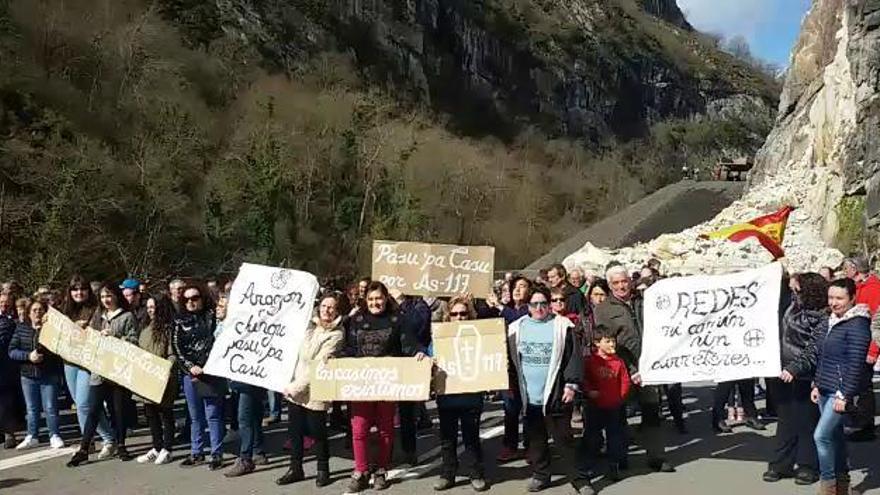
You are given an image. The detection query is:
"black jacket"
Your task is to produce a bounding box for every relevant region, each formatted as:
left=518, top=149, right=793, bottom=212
left=8, top=322, right=62, bottom=380
left=173, top=310, right=217, bottom=373
left=344, top=309, right=424, bottom=358
left=561, top=283, right=587, bottom=319
left=780, top=300, right=827, bottom=379
left=0, top=313, right=20, bottom=389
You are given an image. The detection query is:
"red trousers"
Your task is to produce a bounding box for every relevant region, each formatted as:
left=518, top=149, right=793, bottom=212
left=350, top=401, right=396, bottom=473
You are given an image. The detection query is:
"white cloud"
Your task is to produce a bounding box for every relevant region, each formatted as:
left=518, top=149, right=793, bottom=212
left=677, top=0, right=774, bottom=42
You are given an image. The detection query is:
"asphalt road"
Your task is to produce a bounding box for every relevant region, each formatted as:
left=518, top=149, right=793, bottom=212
left=2, top=384, right=879, bottom=495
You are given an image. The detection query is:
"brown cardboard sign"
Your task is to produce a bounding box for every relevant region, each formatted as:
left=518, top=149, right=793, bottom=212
left=40, top=307, right=173, bottom=403
left=432, top=318, right=509, bottom=395
left=371, top=240, right=495, bottom=297
left=310, top=357, right=432, bottom=401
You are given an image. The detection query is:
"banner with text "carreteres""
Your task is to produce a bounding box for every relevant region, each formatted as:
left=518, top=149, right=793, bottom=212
left=639, top=262, right=782, bottom=385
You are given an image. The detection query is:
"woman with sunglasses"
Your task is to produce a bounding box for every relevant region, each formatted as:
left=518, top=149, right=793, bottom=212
left=68, top=282, right=139, bottom=466
left=173, top=284, right=226, bottom=471
left=432, top=296, right=489, bottom=492
left=59, top=275, right=117, bottom=456
left=508, top=287, right=585, bottom=493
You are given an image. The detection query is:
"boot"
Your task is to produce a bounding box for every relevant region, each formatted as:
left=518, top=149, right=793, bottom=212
left=817, top=480, right=836, bottom=495
left=836, top=474, right=854, bottom=495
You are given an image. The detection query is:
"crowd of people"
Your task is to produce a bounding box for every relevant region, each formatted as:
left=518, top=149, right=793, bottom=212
left=0, top=255, right=878, bottom=495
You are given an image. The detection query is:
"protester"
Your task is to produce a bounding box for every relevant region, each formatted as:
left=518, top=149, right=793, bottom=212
left=568, top=268, right=587, bottom=295
left=15, top=297, right=28, bottom=324
left=586, top=279, right=609, bottom=308
left=136, top=294, right=178, bottom=466
left=343, top=281, right=427, bottom=492
left=594, top=264, right=674, bottom=473
left=168, top=278, right=185, bottom=314
left=121, top=278, right=148, bottom=330
left=843, top=256, right=880, bottom=441
left=8, top=299, right=64, bottom=450
left=0, top=290, right=25, bottom=449
left=486, top=275, right=533, bottom=462
left=546, top=264, right=586, bottom=317
left=395, top=291, right=435, bottom=460
left=276, top=293, right=346, bottom=487
left=173, top=284, right=226, bottom=470
left=225, top=369, right=269, bottom=476
left=712, top=380, right=764, bottom=433
left=549, top=287, right=580, bottom=326
left=68, top=282, right=139, bottom=466
left=762, top=273, right=827, bottom=485
left=59, top=275, right=116, bottom=455
left=508, top=287, right=585, bottom=493
left=577, top=324, right=632, bottom=494
left=819, top=267, right=834, bottom=282
left=432, top=296, right=489, bottom=492
left=812, top=278, right=871, bottom=495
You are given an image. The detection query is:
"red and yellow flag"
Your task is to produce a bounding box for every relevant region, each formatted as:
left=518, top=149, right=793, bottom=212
left=700, top=206, right=794, bottom=259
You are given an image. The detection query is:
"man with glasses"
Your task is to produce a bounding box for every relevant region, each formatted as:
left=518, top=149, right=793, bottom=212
left=594, top=264, right=674, bottom=474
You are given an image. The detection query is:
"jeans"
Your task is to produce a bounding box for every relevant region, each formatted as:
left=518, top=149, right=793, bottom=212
left=501, top=390, right=522, bottom=450
left=525, top=405, right=582, bottom=486
left=438, top=405, right=484, bottom=479
left=814, top=393, right=848, bottom=481
left=578, top=404, right=626, bottom=477
left=237, top=388, right=265, bottom=460
left=80, top=382, right=130, bottom=449
left=64, top=364, right=113, bottom=443
left=350, top=401, right=395, bottom=473
left=266, top=391, right=282, bottom=420
left=182, top=376, right=225, bottom=457
left=766, top=379, right=818, bottom=474
left=289, top=403, right=330, bottom=472
left=145, top=402, right=175, bottom=452
left=20, top=375, right=61, bottom=438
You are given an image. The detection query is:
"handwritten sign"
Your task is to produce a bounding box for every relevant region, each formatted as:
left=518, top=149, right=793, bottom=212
left=310, top=357, right=432, bottom=401
left=204, top=263, right=318, bottom=393
left=639, top=262, right=782, bottom=385
left=432, top=319, right=509, bottom=394
left=372, top=240, right=495, bottom=297
left=40, top=308, right=173, bottom=403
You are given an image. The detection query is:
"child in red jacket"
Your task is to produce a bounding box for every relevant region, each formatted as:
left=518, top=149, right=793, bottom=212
left=577, top=324, right=631, bottom=488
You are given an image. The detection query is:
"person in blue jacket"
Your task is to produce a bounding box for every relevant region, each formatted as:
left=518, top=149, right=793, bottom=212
left=811, top=278, right=871, bottom=495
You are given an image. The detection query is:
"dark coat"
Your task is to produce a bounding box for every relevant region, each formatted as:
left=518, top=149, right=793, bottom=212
left=780, top=299, right=828, bottom=379
left=8, top=322, right=63, bottom=380
left=814, top=306, right=872, bottom=399
left=593, top=295, right=644, bottom=376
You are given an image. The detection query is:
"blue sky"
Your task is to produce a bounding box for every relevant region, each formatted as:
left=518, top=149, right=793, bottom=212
left=677, top=0, right=812, bottom=66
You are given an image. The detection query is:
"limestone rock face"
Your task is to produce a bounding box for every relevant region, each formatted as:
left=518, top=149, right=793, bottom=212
left=563, top=0, right=880, bottom=276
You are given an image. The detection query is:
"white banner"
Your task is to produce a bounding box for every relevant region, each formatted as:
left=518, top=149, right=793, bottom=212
left=639, top=262, right=782, bottom=385
left=205, top=263, right=319, bottom=393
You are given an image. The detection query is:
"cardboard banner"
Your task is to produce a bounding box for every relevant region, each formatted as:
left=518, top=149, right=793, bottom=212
left=432, top=318, right=509, bottom=394
left=40, top=308, right=172, bottom=403
left=205, top=263, right=319, bottom=393
left=371, top=240, right=495, bottom=297
left=639, top=262, right=782, bottom=385
left=310, top=357, right=432, bottom=401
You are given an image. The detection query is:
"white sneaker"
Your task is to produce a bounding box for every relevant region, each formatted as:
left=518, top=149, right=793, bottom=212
left=49, top=435, right=65, bottom=449
left=16, top=435, right=38, bottom=450
left=154, top=449, right=172, bottom=465
left=137, top=448, right=159, bottom=464
left=97, top=443, right=117, bottom=460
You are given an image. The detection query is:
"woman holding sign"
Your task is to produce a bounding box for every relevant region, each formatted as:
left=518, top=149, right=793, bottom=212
left=811, top=279, right=871, bottom=495
left=172, top=284, right=227, bottom=471
left=343, top=281, right=427, bottom=493
left=432, top=296, right=489, bottom=492
left=276, top=292, right=346, bottom=487
left=68, top=282, right=139, bottom=467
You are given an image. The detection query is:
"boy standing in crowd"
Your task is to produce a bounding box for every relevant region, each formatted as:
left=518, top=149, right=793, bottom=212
left=577, top=325, right=632, bottom=494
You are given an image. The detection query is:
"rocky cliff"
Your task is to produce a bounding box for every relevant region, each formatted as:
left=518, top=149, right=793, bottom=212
left=215, top=0, right=775, bottom=142
left=562, top=0, right=880, bottom=275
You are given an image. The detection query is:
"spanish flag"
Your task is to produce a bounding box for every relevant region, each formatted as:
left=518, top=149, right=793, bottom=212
left=700, top=206, right=794, bottom=259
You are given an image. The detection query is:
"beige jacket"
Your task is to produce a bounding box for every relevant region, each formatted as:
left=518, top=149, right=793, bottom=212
left=287, top=316, right=345, bottom=411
